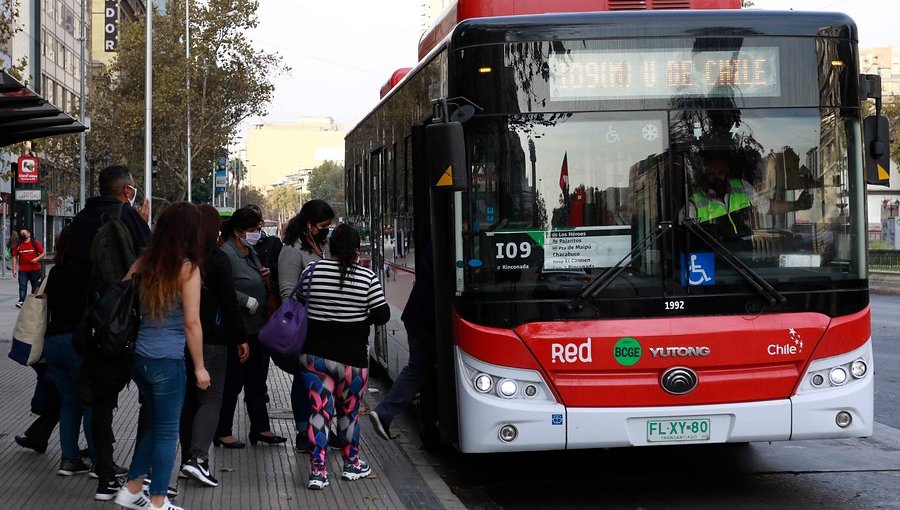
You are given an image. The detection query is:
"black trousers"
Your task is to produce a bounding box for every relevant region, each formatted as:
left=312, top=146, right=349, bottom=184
left=216, top=335, right=271, bottom=437
left=23, top=364, right=61, bottom=446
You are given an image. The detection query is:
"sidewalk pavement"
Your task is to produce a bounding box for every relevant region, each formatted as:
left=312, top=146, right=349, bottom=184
left=0, top=274, right=464, bottom=510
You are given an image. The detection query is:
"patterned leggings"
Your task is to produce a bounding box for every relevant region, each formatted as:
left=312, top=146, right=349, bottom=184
left=298, top=354, right=368, bottom=472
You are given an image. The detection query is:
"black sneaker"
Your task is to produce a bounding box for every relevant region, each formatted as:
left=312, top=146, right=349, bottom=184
left=181, top=457, right=219, bottom=487
left=307, top=471, right=329, bottom=490
left=143, top=478, right=179, bottom=497
left=340, top=459, right=372, bottom=481
left=95, top=478, right=123, bottom=501
left=14, top=435, right=47, bottom=454
left=368, top=410, right=391, bottom=440
left=58, top=459, right=91, bottom=476
left=15, top=301, right=23, bottom=308
left=89, top=462, right=128, bottom=479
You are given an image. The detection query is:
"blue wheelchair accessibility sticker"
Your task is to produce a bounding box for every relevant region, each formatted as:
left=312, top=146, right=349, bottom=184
left=681, top=252, right=715, bottom=286
left=552, top=414, right=564, bottom=426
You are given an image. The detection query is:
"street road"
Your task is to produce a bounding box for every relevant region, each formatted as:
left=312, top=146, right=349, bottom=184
left=424, top=294, right=900, bottom=509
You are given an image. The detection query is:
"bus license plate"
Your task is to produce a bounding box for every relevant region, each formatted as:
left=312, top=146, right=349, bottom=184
left=647, top=418, right=711, bottom=443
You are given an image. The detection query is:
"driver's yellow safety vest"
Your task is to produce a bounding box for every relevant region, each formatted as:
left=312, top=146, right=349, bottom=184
left=691, top=178, right=752, bottom=234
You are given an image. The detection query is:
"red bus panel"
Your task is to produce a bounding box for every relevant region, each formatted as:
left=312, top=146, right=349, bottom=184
left=454, top=309, right=870, bottom=408
left=419, top=0, right=742, bottom=59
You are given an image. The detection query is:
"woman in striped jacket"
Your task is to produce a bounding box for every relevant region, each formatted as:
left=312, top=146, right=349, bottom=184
left=298, top=224, right=389, bottom=490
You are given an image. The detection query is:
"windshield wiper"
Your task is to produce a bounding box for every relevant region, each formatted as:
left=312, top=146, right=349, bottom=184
left=680, top=218, right=786, bottom=306
left=570, top=221, right=672, bottom=309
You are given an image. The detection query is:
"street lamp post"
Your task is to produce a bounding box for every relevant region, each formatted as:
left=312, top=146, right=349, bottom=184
left=185, top=0, right=192, bottom=202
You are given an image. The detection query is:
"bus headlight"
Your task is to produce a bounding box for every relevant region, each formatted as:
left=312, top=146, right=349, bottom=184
left=850, top=359, right=868, bottom=379
left=497, top=379, right=518, bottom=398
left=474, top=374, right=493, bottom=393
left=829, top=367, right=848, bottom=386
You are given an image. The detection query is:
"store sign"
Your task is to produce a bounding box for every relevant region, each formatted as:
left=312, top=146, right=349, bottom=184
left=17, top=155, right=39, bottom=184
left=105, top=0, right=119, bottom=52
left=215, top=169, right=227, bottom=193
left=15, top=189, right=41, bottom=201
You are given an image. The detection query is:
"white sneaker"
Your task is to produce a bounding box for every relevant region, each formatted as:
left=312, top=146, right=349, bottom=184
left=114, top=486, right=150, bottom=509
left=148, top=497, right=184, bottom=510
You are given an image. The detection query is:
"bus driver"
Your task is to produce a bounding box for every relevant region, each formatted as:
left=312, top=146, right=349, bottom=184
left=685, top=154, right=812, bottom=241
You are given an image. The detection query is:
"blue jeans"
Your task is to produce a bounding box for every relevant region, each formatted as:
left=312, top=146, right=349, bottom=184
left=17, top=270, right=41, bottom=302
left=128, top=355, right=186, bottom=497
left=374, top=321, right=435, bottom=426
left=43, top=333, right=94, bottom=462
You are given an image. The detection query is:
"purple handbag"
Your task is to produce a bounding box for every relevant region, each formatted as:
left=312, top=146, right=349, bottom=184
left=259, top=262, right=317, bottom=359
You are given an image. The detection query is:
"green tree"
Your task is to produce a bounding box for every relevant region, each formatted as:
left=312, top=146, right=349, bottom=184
left=265, top=185, right=301, bottom=228
left=238, top=184, right=265, bottom=210
left=306, top=160, right=345, bottom=218
left=87, top=0, right=287, bottom=207
left=883, top=97, right=900, bottom=169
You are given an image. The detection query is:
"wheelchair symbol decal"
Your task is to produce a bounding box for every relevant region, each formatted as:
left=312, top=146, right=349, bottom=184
left=681, top=252, right=715, bottom=286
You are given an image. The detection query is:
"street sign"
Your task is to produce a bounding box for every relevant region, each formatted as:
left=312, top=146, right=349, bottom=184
left=15, top=189, right=41, bottom=201
left=215, top=169, right=227, bottom=193
left=17, top=155, right=39, bottom=184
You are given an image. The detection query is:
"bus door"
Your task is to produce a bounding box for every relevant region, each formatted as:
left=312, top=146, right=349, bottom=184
left=369, top=147, right=388, bottom=365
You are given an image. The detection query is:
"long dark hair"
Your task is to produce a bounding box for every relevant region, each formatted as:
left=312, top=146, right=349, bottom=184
left=221, top=207, right=262, bottom=241
left=328, top=224, right=360, bottom=287
left=139, top=202, right=204, bottom=320
left=198, top=204, right=223, bottom=250
left=53, top=225, right=73, bottom=265
left=283, top=199, right=334, bottom=250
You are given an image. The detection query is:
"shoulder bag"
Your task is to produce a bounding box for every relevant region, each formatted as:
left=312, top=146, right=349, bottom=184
left=9, top=274, right=50, bottom=366
left=259, top=261, right=318, bottom=365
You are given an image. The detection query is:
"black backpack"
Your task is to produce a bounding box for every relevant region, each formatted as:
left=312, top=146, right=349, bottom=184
left=89, top=203, right=137, bottom=301
left=77, top=275, right=142, bottom=360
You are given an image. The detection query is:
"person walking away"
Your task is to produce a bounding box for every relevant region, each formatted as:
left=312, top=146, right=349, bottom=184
left=41, top=226, right=98, bottom=479
left=370, top=244, right=435, bottom=440
left=69, top=165, right=151, bottom=500
left=114, top=202, right=211, bottom=510
left=178, top=205, right=249, bottom=487
left=277, top=199, right=334, bottom=451
left=12, top=227, right=45, bottom=307
left=6, top=230, right=18, bottom=271
left=13, top=365, right=61, bottom=456
left=215, top=207, right=286, bottom=447
left=299, top=224, right=390, bottom=490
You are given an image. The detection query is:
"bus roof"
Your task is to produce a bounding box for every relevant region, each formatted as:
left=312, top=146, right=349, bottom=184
left=448, top=10, right=856, bottom=49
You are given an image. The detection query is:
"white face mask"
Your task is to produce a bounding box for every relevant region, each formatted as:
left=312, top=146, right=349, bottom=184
left=242, top=231, right=261, bottom=247
left=127, top=185, right=138, bottom=207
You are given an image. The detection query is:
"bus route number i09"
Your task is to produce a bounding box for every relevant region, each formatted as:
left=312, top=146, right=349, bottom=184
left=489, top=233, right=538, bottom=272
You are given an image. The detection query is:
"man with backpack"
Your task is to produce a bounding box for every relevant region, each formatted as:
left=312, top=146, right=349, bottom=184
left=69, top=165, right=151, bottom=501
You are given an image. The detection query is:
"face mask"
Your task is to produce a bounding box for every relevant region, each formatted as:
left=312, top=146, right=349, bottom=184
left=242, top=231, right=261, bottom=247
left=710, top=179, right=729, bottom=198
left=313, top=229, right=329, bottom=244
left=127, top=185, right=138, bottom=207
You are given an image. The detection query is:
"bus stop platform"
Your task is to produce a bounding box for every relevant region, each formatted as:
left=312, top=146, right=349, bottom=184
left=0, top=274, right=464, bottom=510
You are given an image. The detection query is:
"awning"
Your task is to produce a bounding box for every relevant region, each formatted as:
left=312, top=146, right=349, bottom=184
left=0, top=70, right=87, bottom=147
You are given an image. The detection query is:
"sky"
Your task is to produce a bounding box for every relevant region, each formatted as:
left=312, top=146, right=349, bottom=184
left=241, top=0, right=897, bottom=137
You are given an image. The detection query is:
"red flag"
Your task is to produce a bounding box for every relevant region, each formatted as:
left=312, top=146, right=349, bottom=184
left=559, top=152, right=569, bottom=195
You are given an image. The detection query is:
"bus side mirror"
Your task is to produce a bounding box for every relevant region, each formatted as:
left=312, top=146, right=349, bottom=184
left=864, top=115, right=891, bottom=186
left=425, top=121, right=467, bottom=191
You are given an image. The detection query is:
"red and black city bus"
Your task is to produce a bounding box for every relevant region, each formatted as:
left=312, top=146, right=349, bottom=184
left=346, top=2, right=882, bottom=452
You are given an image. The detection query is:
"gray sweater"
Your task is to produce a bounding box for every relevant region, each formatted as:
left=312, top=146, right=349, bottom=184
left=277, top=242, right=322, bottom=300
left=221, top=238, right=269, bottom=334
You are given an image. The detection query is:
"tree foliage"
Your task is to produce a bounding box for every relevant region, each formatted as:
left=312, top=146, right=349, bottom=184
left=265, top=185, right=301, bottom=228
left=883, top=96, right=900, bottom=169
left=305, top=160, right=345, bottom=218
left=87, top=0, right=287, bottom=206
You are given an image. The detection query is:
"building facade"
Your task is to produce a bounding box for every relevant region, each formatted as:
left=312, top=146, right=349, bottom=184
left=861, top=46, right=900, bottom=96
left=244, top=116, right=345, bottom=191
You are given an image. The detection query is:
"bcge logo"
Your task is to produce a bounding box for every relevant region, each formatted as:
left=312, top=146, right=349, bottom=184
left=551, top=338, right=592, bottom=364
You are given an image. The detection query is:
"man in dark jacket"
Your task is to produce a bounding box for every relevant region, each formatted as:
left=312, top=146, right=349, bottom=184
left=69, top=165, right=151, bottom=500
left=369, top=245, right=435, bottom=440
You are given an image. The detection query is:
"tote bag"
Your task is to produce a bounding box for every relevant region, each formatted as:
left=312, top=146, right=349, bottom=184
left=9, top=274, right=50, bottom=366
left=259, top=262, right=318, bottom=362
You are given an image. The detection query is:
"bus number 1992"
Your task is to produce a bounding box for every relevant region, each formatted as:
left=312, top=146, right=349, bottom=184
left=665, top=300, right=685, bottom=310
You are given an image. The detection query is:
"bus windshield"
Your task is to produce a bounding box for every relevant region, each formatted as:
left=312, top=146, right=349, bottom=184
left=458, top=36, right=866, bottom=303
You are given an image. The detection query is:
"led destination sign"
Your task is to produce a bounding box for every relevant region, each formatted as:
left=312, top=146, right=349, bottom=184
left=549, top=47, right=780, bottom=100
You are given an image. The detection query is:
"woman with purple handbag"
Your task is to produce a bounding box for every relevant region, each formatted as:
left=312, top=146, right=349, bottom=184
left=276, top=199, right=335, bottom=451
